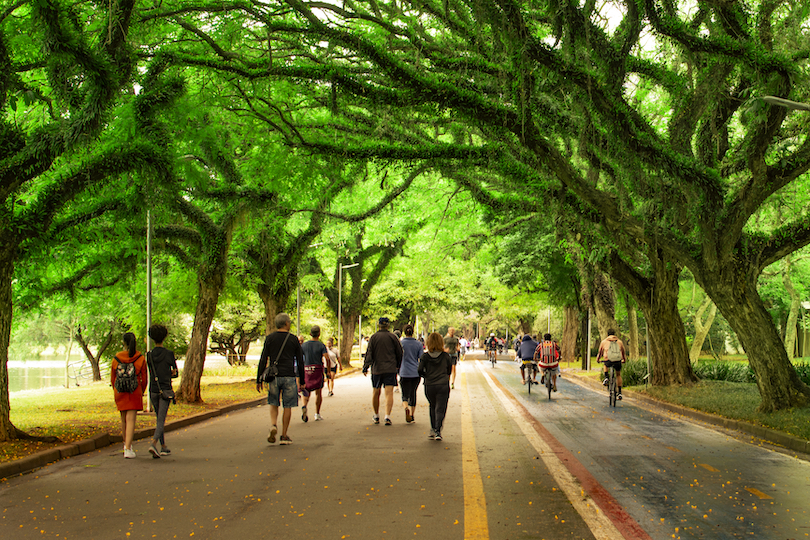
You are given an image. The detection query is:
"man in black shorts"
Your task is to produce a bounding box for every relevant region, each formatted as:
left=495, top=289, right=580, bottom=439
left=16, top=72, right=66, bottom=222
left=363, top=317, right=403, bottom=425
left=596, top=329, right=627, bottom=400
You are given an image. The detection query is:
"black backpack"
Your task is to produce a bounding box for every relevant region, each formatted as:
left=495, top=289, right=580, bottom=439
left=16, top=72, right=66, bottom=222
left=114, top=360, right=139, bottom=393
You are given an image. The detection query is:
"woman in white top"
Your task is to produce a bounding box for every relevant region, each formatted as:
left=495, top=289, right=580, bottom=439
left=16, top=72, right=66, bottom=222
left=326, top=337, right=342, bottom=396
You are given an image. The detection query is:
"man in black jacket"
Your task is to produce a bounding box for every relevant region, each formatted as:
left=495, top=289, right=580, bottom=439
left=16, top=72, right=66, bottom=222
left=256, top=313, right=305, bottom=445
left=363, top=317, right=403, bottom=425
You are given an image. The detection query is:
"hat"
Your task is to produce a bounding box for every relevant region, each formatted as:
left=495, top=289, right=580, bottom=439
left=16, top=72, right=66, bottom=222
left=378, top=317, right=390, bottom=326
left=490, top=332, right=495, bottom=336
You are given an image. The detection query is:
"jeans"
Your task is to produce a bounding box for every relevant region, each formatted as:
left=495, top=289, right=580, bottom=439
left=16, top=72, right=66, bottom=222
left=424, top=384, right=450, bottom=434
left=149, top=392, right=171, bottom=445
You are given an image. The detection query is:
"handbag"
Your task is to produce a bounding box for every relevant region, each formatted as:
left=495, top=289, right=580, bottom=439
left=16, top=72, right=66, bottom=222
left=261, top=331, right=291, bottom=383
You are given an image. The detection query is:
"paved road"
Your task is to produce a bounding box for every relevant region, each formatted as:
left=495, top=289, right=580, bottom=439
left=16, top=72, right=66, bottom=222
left=1, top=352, right=808, bottom=539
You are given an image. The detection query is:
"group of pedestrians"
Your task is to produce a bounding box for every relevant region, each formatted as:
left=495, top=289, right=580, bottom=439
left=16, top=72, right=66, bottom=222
left=110, top=325, right=178, bottom=459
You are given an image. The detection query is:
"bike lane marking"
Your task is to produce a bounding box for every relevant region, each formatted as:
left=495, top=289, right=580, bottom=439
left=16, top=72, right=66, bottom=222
left=477, top=361, right=650, bottom=540
left=459, top=372, right=490, bottom=539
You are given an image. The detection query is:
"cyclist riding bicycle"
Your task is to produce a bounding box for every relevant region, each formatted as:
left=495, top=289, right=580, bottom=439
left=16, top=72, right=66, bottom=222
left=516, top=334, right=539, bottom=385
left=534, top=333, right=561, bottom=392
left=484, top=333, right=498, bottom=364
left=596, top=328, right=627, bottom=400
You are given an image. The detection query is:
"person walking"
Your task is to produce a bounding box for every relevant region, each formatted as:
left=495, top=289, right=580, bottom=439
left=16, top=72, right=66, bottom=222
left=111, top=332, right=147, bottom=459
left=399, top=324, right=423, bottom=424
left=418, top=332, right=453, bottom=441
left=146, top=324, right=178, bottom=459
left=256, top=313, right=305, bottom=445
left=362, top=317, right=403, bottom=425
left=325, top=337, right=341, bottom=396
left=443, top=327, right=460, bottom=389
left=301, top=325, right=330, bottom=422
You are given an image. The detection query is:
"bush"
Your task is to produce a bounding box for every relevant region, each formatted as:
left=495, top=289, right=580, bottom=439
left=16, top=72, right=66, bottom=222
left=621, top=359, right=649, bottom=387
left=794, top=362, right=810, bottom=386
left=692, top=360, right=754, bottom=383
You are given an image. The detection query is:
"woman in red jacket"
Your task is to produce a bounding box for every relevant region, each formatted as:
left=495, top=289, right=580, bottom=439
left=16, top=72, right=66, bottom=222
left=111, top=332, right=148, bottom=458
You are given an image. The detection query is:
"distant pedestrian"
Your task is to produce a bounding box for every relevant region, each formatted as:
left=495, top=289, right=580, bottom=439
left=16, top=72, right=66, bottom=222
left=443, top=327, right=460, bottom=389
left=458, top=336, right=468, bottom=361
left=111, top=332, right=147, bottom=459
left=399, top=324, right=423, bottom=424
left=363, top=317, right=403, bottom=425
left=146, top=324, right=178, bottom=459
left=325, top=337, right=341, bottom=396
left=301, top=325, right=330, bottom=422
left=418, top=332, right=453, bottom=441
left=256, top=313, right=305, bottom=445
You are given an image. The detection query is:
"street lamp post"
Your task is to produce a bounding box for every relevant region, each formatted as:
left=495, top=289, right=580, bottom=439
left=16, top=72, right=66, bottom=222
left=337, top=262, right=360, bottom=353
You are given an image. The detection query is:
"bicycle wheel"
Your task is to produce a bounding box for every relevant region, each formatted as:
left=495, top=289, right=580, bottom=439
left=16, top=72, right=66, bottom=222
left=527, top=371, right=532, bottom=395
left=608, top=368, right=617, bottom=407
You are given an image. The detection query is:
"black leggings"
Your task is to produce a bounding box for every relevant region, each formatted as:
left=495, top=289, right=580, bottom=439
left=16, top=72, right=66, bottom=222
left=424, top=384, right=450, bottom=433
left=400, top=377, right=420, bottom=407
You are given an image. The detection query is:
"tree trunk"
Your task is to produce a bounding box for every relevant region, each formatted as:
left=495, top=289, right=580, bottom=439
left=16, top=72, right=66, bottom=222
left=783, top=257, right=800, bottom=359
left=701, top=271, right=810, bottom=412
left=178, top=280, right=222, bottom=403
left=339, top=314, right=358, bottom=368
left=258, top=286, right=285, bottom=336
left=518, top=318, right=533, bottom=335
left=608, top=250, right=696, bottom=386
left=624, top=293, right=639, bottom=361
left=592, top=272, right=620, bottom=340
left=689, top=297, right=717, bottom=362
left=0, top=254, right=18, bottom=441
left=561, top=305, right=578, bottom=363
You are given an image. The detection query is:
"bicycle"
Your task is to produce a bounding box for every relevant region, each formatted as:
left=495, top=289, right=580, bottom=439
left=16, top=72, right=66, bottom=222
left=606, top=363, right=618, bottom=407
left=543, top=367, right=553, bottom=400
left=488, top=348, right=497, bottom=367
left=525, top=362, right=538, bottom=394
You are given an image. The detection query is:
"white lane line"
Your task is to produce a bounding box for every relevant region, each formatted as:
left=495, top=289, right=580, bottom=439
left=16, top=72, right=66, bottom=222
left=476, top=361, right=625, bottom=540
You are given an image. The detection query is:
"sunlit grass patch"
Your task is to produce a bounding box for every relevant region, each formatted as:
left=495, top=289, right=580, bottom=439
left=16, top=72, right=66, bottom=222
left=635, top=380, right=810, bottom=441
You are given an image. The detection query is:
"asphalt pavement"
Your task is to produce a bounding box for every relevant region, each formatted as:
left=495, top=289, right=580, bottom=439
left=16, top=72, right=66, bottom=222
left=1, top=352, right=808, bottom=540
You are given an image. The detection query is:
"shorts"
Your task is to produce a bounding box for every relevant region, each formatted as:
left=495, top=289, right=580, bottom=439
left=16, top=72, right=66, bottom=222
left=521, top=360, right=538, bottom=371
left=329, top=366, right=338, bottom=374
left=539, top=365, right=558, bottom=375
left=266, top=376, right=299, bottom=408
left=603, top=360, right=623, bottom=372
left=371, top=373, right=398, bottom=388
left=450, top=355, right=458, bottom=366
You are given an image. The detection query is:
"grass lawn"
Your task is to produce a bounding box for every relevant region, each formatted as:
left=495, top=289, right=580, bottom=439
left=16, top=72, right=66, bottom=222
left=634, top=380, right=810, bottom=441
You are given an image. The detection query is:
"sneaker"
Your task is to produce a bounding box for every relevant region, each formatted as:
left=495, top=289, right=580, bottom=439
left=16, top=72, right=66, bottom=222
left=268, top=425, right=278, bottom=444
left=428, top=429, right=436, bottom=440
left=124, top=448, right=136, bottom=459
left=434, top=432, right=443, bottom=441
left=373, top=414, right=380, bottom=425
left=302, top=406, right=308, bottom=423
left=160, top=447, right=171, bottom=456
left=553, top=384, right=558, bottom=392
left=451, top=383, right=454, bottom=389
left=394, top=386, right=400, bottom=393
left=280, top=435, right=292, bottom=445
left=384, top=417, right=392, bottom=426
left=617, top=393, right=623, bottom=401
left=602, top=378, right=609, bottom=386
left=405, top=409, right=412, bottom=423
left=148, top=444, right=161, bottom=459
left=314, top=413, right=323, bottom=421
left=328, top=391, right=334, bottom=396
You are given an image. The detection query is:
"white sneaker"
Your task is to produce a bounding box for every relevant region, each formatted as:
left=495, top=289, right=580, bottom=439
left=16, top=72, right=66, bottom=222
left=314, top=413, right=323, bottom=421
left=124, top=448, right=136, bottom=459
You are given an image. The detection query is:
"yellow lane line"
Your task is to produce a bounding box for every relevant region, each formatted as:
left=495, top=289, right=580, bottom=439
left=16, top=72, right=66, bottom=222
left=744, top=487, right=773, bottom=499
left=460, top=372, right=489, bottom=539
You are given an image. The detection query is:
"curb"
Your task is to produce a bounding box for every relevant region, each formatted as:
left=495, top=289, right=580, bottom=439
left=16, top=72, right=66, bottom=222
left=567, top=371, right=810, bottom=457
left=0, top=367, right=361, bottom=480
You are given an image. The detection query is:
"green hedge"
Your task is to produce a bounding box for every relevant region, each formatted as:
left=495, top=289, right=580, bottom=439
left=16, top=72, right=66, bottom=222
left=623, top=359, right=810, bottom=385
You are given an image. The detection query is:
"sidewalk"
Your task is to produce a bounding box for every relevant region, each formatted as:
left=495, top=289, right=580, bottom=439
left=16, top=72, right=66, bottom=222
left=0, top=367, right=361, bottom=480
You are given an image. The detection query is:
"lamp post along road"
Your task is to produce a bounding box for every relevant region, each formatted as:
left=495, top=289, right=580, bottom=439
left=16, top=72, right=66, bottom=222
left=337, top=262, right=360, bottom=357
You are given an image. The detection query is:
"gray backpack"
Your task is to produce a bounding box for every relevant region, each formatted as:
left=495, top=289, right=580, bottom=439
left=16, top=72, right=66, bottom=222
left=114, top=361, right=139, bottom=393
left=607, top=341, right=622, bottom=362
